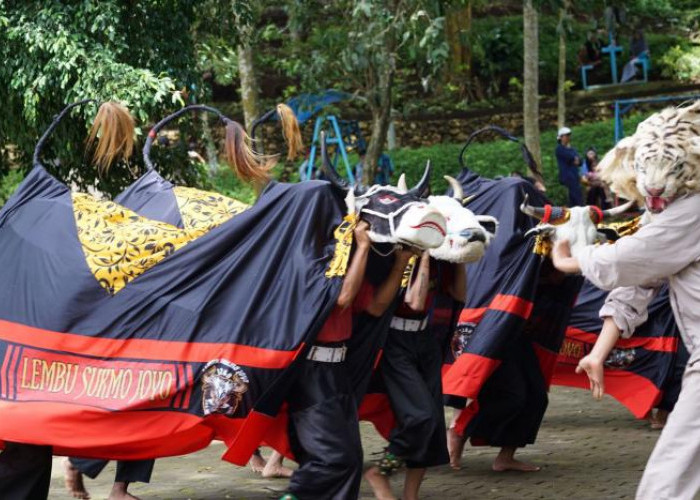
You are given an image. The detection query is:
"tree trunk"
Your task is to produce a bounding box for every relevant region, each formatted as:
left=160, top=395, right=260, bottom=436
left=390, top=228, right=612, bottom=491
left=523, top=0, right=542, bottom=179
left=237, top=43, right=259, bottom=132
left=556, top=1, right=569, bottom=129
left=200, top=112, right=219, bottom=176
left=364, top=62, right=394, bottom=186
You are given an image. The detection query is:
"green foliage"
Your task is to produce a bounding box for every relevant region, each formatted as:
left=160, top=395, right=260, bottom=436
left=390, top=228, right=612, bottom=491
left=0, top=1, right=205, bottom=195
left=660, top=44, right=700, bottom=82
left=0, top=169, right=24, bottom=207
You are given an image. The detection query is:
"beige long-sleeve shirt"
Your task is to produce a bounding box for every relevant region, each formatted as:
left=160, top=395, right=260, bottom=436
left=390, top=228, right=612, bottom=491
left=577, top=193, right=700, bottom=362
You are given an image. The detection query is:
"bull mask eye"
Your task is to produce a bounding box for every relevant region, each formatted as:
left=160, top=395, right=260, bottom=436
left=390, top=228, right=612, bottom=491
left=672, top=162, right=684, bottom=173
left=378, top=194, right=399, bottom=205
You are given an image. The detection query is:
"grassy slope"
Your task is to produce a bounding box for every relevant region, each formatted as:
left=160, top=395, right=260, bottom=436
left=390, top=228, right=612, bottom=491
left=213, top=112, right=649, bottom=206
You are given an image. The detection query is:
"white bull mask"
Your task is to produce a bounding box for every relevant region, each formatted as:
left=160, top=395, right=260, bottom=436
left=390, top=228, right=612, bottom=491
left=321, top=141, right=446, bottom=250
left=397, top=174, right=498, bottom=263
left=520, top=194, right=635, bottom=257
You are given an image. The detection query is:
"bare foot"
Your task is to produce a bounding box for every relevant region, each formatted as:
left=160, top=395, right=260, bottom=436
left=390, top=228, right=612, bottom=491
left=108, top=482, right=140, bottom=500
left=447, top=427, right=466, bottom=470
left=492, top=456, right=541, bottom=472
left=650, top=409, right=668, bottom=430
left=262, top=461, right=294, bottom=478
left=63, top=458, right=91, bottom=499
left=364, top=466, right=397, bottom=500
left=248, top=452, right=266, bottom=474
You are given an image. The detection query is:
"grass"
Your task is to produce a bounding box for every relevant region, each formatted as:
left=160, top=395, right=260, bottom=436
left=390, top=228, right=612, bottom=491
left=212, top=112, right=650, bottom=206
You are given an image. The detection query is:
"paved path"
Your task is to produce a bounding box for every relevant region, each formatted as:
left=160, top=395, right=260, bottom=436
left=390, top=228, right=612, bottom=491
left=49, top=387, right=663, bottom=500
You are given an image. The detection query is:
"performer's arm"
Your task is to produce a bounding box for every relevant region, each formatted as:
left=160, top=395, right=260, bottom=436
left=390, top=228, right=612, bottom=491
left=337, top=221, right=371, bottom=309
left=576, top=317, right=621, bottom=400
left=553, top=199, right=700, bottom=289
left=365, top=248, right=417, bottom=317
left=448, top=262, right=467, bottom=303
left=405, top=251, right=430, bottom=312
left=577, top=284, right=659, bottom=400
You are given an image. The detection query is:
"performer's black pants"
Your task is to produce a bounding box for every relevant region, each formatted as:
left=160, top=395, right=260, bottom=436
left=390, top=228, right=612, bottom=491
left=467, top=337, right=548, bottom=448
left=382, top=328, right=448, bottom=468
left=69, top=457, right=154, bottom=483
left=0, top=442, right=52, bottom=500
left=287, top=355, right=363, bottom=500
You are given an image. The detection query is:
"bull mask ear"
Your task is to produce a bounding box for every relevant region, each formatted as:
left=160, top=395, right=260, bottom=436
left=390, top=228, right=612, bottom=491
left=408, top=160, right=431, bottom=197
left=444, top=175, right=464, bottom=201
left=320, top=131, right=350, bottom=190
left=601, top=199, right=636, bottom=220
left=397, top=173, right=408, bottom=192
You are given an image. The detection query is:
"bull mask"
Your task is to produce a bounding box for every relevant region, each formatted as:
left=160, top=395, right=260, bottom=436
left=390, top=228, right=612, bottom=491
left=320, top=136, right=445, bottom=248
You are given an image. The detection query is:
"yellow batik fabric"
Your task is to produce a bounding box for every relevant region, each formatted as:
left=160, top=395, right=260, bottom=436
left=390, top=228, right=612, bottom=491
left=172, top=186, right=250, bottom=236
left=73, top=189, right=250, bottom=295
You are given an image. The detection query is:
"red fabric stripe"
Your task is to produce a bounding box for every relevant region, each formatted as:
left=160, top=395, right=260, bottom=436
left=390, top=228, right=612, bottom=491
left=458, top=294, right=533, bottom=325
left=0, top=345, right=11, bottom=399
left=443, top=353, right=501, bottom=399
left=358, top=393, right=396, bottom=440
left=565, top=326, right=678, bottom=352
left=0, top=400, right=214, bottom=459
left=221, top=410, right=277, bottom=465
left=7, top=346, right=20, bottom=400
left=552, top=363, right=661, bottom=419
left=0, top=319, right=301, bottom=369
left=533, top=343, right=559, bottom=388
left=542, top=205, right=553, bottom=224
left=452, top=401, right=480, bottom=437
left=459, top=308, right=486, bottom=323
left=490, top=294, right=534, bottom=319
left=173, top=364, right=186, bottom=408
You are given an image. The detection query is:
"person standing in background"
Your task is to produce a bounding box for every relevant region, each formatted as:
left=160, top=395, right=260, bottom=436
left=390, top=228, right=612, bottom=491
left=555, top=127, right=584, bottom=207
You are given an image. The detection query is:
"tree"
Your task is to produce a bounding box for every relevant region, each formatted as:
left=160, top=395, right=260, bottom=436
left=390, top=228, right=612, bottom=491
left=556, top=0, right=570, bottom=129
left=290, top=1, right=447, bottom=184
left=0, top=1, right=203, bottom=195
left=523, top=0, right=542, bottom=178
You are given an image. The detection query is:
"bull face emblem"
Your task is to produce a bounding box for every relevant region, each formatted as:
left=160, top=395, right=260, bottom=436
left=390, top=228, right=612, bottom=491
left=604, top=347, right=636, bottom=369
left=201, top=359, right=249, bottom=417
left=451, top=322, right=476, bottom=360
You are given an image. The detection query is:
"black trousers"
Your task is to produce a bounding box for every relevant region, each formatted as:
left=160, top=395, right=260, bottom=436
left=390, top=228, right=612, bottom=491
left=0, top=442, right=52, bottom=500
left=287, top=356, right=363, bottom=500
left=69, top=457, right=154, bottom=483
left=467, top=337, right=548, bottom=448
left=382, top=328, right=448, bottom=468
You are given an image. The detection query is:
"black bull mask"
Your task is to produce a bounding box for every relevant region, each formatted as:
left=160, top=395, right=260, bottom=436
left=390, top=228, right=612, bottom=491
left=321, top=137, right=446, bottom=249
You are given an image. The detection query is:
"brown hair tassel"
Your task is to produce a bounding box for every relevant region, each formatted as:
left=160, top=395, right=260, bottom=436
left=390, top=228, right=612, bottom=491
left=276, top=103, right=303, bottom=160
left=86, top=101, right=135, bottom=176
left=224, top=120, right=275, bottom=189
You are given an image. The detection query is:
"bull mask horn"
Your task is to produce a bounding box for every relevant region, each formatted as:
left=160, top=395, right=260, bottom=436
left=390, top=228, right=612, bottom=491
left=397, top=173, right=408, bottom=192
left=320, top=131, right=349, bottom=190
left=444, top=175, right=464, bottom=201
left=519, top=193, right=547, bottom=220
left=602, top=199, right=635, bottom=220
left=408, top=161, right=432, bottom=197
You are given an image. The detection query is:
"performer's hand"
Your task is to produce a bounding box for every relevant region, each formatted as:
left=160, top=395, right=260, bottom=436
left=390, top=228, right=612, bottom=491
left=396, top=245, right=422, bottom=262
left=354, top=221, right=371, bottom=248
left=552, top=239, right=581, bottom=274
left=576, top=354, right=605, bottom=400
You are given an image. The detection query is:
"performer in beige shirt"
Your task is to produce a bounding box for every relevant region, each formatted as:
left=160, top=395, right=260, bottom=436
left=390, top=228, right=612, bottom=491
left=552, top=192, right=700, bottom=500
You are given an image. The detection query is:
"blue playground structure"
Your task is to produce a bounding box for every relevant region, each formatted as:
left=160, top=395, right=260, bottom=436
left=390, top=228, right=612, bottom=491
left=613, top=94, right=700, bottom=143
left=251, top=90, right=370, bottom=183
left=581, top=32, right=649, bottom=90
